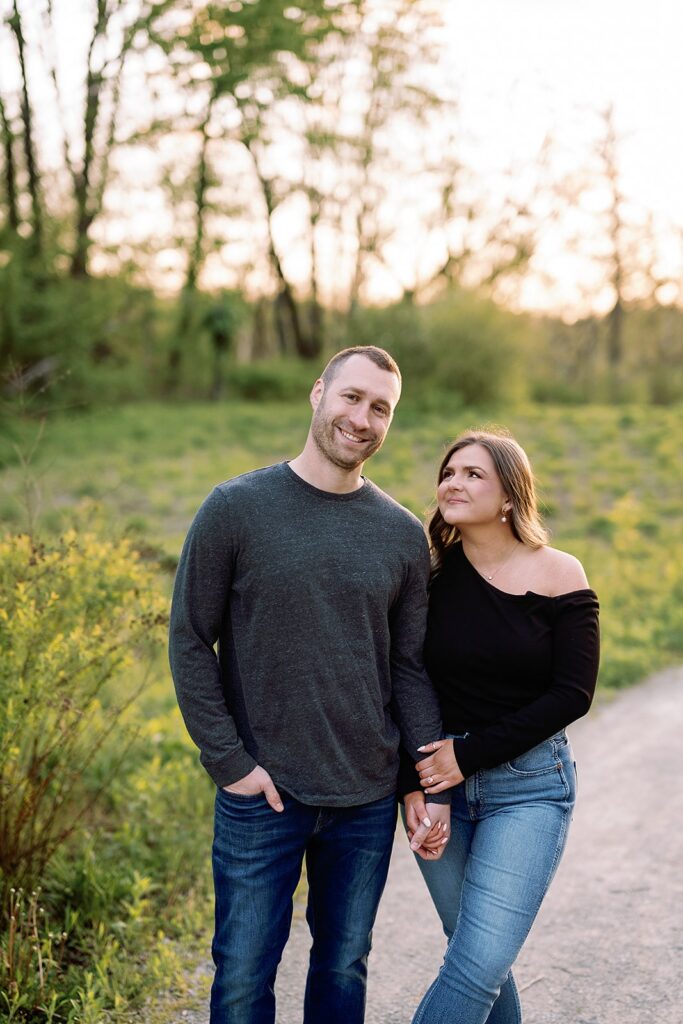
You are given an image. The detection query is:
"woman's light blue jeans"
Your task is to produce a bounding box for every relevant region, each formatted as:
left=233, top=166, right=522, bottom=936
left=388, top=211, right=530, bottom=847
left=404, top=730, right=576, bottom=1024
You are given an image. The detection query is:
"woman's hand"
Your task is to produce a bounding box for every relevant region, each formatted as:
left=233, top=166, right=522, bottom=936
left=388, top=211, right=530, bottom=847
left=416, top=739, right=464, bottom=794
left=404, top=791, right=450, bottom=860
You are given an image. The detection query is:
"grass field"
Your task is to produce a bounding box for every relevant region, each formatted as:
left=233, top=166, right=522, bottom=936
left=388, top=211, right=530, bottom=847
left=2, top=399, right=682, bottom=689
left=1, top=399, right=681, bottom=1019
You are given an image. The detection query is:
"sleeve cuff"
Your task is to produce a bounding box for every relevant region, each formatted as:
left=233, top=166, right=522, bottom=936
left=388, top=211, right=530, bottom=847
left=452, top=739, right=477, bottom=779
left=202, top=748, right=258, bottom=789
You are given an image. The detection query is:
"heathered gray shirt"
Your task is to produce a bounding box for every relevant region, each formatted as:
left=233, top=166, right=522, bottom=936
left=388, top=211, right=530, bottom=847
left=169, top=462, right=444, bottom=806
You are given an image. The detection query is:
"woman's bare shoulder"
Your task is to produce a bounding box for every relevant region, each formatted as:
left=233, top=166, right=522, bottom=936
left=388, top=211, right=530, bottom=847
left=534, top=546, right=590, bottom=596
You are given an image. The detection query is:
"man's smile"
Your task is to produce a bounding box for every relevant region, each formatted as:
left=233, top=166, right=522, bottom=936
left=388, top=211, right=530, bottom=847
left=337, top=426, right=371, bottom=444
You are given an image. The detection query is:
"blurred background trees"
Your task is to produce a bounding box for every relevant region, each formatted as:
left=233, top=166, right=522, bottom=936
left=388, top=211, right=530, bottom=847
left=0, top=0, right=681, bottom=407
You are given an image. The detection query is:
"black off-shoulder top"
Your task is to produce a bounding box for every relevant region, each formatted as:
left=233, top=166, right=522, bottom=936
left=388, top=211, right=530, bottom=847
left=423, top=541, right=600, bottom=779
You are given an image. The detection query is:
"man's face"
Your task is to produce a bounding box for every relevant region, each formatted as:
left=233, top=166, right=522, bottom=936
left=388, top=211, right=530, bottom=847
left=310, top=355, right=401, bottom=471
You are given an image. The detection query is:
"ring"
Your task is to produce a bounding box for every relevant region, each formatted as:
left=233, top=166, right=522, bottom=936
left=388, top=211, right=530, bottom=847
left=426, top=776, right=434, bottom=785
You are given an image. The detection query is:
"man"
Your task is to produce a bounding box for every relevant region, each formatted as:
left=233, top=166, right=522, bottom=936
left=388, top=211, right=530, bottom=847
left=169, top=346, right=449, bottom=1024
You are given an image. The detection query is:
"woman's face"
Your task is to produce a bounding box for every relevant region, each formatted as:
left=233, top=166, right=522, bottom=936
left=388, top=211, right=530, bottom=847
left=437, top=443, right=509, bottom=528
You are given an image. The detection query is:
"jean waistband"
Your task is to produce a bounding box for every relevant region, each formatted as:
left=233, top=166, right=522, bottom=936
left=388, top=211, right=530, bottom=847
left=445, top=728, right=568, bottom=744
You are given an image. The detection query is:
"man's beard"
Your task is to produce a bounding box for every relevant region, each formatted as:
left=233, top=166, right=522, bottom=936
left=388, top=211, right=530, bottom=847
left=310, top=405, right=383, bottom=470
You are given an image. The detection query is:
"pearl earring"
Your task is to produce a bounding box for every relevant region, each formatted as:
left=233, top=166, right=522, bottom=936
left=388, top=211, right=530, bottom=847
left=501, top=508, right=508, bottom=523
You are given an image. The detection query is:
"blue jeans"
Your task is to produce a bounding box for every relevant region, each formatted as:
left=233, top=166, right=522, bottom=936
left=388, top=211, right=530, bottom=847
left=404, top=731, right=576, bottom=1024
left=210, top=787, right=397, bottom=1024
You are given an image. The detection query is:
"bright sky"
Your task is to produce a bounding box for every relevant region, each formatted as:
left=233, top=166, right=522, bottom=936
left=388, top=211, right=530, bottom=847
left=444, top=0, right=683, bottom=225
left=358, top=0, right=683, bottom=312
left=1, top=0, right=682, bottom=313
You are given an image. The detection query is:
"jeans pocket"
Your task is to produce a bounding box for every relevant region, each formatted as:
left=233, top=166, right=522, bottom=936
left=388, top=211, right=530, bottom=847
left=503, top=739, right=560, bottom=777
left=218, top=787, right=266, bottom=804
left=552, top=729, right=569, bottom=750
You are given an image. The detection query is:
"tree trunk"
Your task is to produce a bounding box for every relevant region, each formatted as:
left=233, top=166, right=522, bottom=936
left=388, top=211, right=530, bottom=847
left=244, top=138, right=315, bottom=359
left=70, top=0, right=109, bottom=278
left=250, top=299, right=270, bottom=359
left=606, top=297, right=623, bottom=369
left=9, top=0, right=42, bottom=252
left=600, top=105, right=625, bottom=379
left=0, top=92, right=20, bottom=232
left=0, top=92, right=20, bottom=362
left=167, top=95, right=215, bottom=388
left=43, top=1, right=77, bottom=184
left=308, top=202, right=324, bottom=359
left=210, top=344, right=225, bottom=400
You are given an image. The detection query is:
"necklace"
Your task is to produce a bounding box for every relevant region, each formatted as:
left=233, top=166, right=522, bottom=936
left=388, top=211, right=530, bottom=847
left=470, top=541, right=520, bottom=582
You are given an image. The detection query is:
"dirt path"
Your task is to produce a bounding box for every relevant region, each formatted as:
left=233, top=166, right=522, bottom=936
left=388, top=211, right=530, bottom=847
left=178, top=667, right=682, bottom=1023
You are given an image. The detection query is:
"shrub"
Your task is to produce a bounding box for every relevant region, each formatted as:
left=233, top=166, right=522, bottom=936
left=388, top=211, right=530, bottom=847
left=421, top=292, right=530, bottom=405
left=227, top=359, right=314, bottom=402
left=347, top=292, right=530, bottom=406
left=0, top=530, right=167, bottom=901
left=0, top=249, right=162, bottom=409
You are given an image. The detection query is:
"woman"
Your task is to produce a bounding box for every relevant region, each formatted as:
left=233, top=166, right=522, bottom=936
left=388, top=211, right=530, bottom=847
left=403, top=429, right=600, bottom=1024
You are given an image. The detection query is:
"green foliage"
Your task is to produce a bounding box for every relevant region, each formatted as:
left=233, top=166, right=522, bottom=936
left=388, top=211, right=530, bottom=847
left=347, top=301, right=425, bottom=390
left=531, top=306, right=683, bottom=405
left=165, top=0, right=356, bottom=99
left=228, top=359, right=314, bottom=401
left=0, top=246, right=162, bottom=407
left=349, top=292, right=530, bottom=406
left=421, top=293, right=529, bottom=405
left=1, top=866, right=195, bottom=1021
left=0, top=524, right=214, bottom=1019
left=0, top=530, right=167, bottom=892
left=1, top=233, right=681, bottom=407
left=580, top=493, right=683, bottom=689
left=1, top=886, right=68, bottom=1022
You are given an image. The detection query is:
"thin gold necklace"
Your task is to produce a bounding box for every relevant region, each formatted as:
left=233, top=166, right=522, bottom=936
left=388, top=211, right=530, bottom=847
left=469, top=540, right=520, bottom=582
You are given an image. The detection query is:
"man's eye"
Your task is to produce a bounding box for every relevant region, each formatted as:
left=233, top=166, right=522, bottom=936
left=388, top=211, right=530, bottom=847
left=373, top=406, right=387, bottom=416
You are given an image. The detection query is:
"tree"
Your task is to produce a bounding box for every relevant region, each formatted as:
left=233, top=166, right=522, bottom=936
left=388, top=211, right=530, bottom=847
left=596, top=105, right=627, bottom=371
left=0, top=90, right=19, bottom=234
left=340, top=0, right=446, bottom=316
left=2, top=1, right=174, bottom=277
left=68, top=0, right=134, bottom=277
left=154, top=0, right=360, bottom=373
left=6, top=0, right=43, bottom=253
left=572, top=105, right=655, bottom=391
left=202, top=291, right=242, bottom=399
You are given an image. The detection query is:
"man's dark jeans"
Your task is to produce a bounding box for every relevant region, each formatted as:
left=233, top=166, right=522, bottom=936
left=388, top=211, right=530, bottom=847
left=210, top=787, right=397, bottom=1024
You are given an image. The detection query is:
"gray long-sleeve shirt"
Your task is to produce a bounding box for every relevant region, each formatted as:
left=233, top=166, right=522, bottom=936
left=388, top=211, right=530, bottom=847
left=169, top=462, right=444, bottom=806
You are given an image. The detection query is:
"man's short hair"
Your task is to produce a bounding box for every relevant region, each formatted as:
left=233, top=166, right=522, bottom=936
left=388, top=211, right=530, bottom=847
left=320, top=346, right=402, bottom=389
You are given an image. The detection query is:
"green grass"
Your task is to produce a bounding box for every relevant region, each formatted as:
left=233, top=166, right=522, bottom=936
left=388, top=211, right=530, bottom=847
left=2, top=400, right=683, bottom=690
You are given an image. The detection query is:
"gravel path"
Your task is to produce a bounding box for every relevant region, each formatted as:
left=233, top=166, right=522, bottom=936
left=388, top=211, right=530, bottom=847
left=179, top=667, right=682, bottom=1023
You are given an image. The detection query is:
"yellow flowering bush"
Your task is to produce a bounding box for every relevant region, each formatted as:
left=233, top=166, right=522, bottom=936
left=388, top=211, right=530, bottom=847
left=0, top=530, right=167, bottom=897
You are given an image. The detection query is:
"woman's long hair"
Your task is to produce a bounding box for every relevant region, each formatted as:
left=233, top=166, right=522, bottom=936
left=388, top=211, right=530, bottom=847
left=428, top=429, right=549, bottom=572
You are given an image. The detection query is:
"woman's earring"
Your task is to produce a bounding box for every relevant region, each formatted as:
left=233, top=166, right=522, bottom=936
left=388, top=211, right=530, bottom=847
left=501, top=507, right=508, bottom=523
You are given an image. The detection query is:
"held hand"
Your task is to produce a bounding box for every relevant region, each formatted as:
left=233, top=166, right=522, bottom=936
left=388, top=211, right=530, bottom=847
left=223, top=766, right=284, bottom=812
left=421, top=803, right=451, bottom=860
left=416, top=739, right=464, bottom=795
left=404, top=792, right=450, bottom=861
